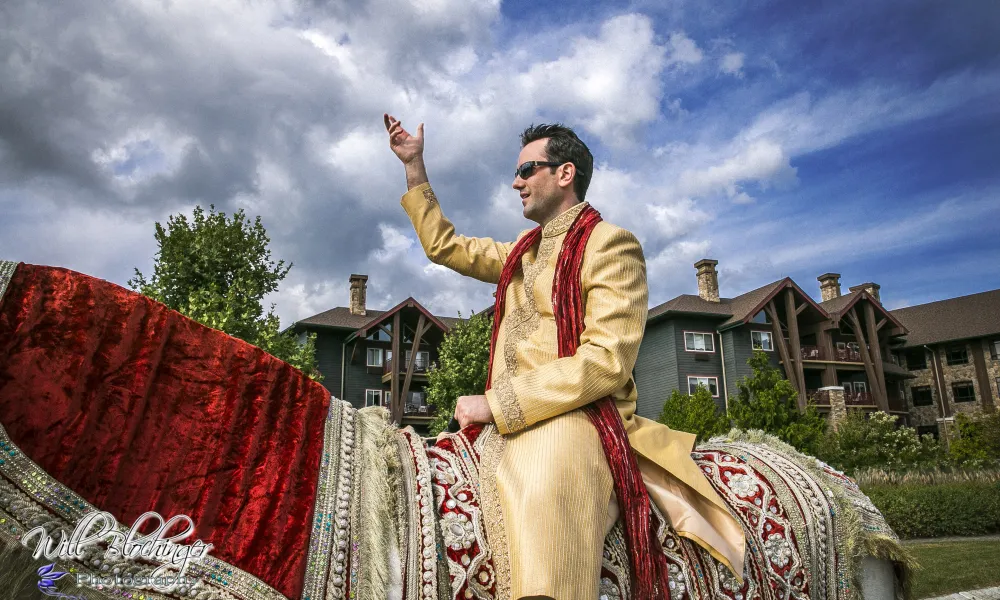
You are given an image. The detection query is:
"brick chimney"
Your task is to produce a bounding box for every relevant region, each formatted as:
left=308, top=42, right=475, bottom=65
left=349, top=274, right=368, bottom=316
left=694, top=259, right=720, bottom=303
left=849, top=282, right=881, bottom=304
left=817, top=273, right=842, bottom=302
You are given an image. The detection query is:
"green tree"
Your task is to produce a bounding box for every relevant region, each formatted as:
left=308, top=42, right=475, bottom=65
left=949, top=410, right=1000, bottom=468
left=729, top=350, right=827, bottom=453
left=425, top=311, right=493, bottom=435
left=657, top=386, right=730, bottom=442
left=129, top=205, right=320, bottom=378
left=817, top=411, right=942, bottom=473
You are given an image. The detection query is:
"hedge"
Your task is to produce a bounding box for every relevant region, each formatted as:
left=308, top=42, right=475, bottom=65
left=862, top=481, right=1000, bottom=539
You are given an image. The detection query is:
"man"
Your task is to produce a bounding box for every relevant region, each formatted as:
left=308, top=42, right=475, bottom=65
left=384, top=115, right=745, bottom=600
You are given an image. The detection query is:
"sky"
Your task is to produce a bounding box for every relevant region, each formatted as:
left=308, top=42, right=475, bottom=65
left=1, top=0, right=999, bottom=325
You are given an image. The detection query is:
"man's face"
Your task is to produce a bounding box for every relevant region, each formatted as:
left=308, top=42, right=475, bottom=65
left=512, top=138, right=563, bottom=224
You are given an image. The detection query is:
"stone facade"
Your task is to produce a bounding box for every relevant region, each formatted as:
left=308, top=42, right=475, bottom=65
left=694, top=259, right=720, bottom=303
left=349, top=274, right=368, bottom=316
left=901, top=339, right=1000, bottom=430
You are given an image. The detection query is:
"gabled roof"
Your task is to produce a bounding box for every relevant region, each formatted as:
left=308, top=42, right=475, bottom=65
left=819, top=290, right=907, bottom=332
left=296, top=305, right=461, bottom=332
left=891, top=288, right=1000, bottom=348
left=648, top=279, right=825, bottom=329
left=296, top=307, right=387, bottom=330
left=351, top=296, right=451, bottom=340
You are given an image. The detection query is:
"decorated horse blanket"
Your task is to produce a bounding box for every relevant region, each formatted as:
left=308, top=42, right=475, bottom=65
left=0, top=262, right=912, bottom=600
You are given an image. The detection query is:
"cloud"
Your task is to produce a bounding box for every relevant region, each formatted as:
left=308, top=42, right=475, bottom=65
left=719, top=52, right=745, bottom=77
left=666, top=32, right=704, bottom=67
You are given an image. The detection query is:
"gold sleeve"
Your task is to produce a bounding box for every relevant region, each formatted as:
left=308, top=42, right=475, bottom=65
left=488, top=225, right=649, bottom=434
left=401, top=182, right=516, bottom=284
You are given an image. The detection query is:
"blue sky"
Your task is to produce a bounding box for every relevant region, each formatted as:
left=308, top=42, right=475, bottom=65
left=0, top=0, right=997, bottom=322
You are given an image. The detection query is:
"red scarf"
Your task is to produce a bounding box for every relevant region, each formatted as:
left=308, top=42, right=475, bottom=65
left=486, top=204, right=668, bottom=600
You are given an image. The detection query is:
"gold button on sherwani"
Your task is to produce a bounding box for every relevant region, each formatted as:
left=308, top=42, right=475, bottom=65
left=402, top=183, right=746, bottom=600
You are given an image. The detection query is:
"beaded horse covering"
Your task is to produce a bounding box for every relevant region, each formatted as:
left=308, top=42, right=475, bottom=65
left=308, top=403, right=910, bottom=600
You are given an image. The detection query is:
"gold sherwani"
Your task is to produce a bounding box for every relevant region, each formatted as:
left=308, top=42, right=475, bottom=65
left=402, top=183, right=745, bottom=599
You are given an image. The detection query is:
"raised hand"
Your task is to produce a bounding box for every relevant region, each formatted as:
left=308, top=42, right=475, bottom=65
left=384, top=113, right=424, bottom=165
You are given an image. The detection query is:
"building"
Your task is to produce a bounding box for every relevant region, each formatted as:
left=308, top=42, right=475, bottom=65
left=889, top=289, right=1000, bottom=438
left=290, top=274, right=462, bottom=428
left=634, top=260, right=912, bottom=423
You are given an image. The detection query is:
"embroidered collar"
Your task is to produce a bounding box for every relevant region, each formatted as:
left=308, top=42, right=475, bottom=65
left=541, top=202, right=589, bottom=238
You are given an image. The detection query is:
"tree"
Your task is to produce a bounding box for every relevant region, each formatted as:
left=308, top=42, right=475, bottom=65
left=729, top=351, right=827, bottom=453
left=129, top=205, right=320, bottom=378
left=657, top=386, right=730, bottom=442
left=816, top=411, right=941, bottom=473
left=949, top=410, right=1000, bottom=468
left=425, top=311, right=493, bottom=435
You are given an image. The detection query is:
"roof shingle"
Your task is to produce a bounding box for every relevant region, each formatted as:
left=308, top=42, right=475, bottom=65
left=890, top=289, right=1000, bottom=347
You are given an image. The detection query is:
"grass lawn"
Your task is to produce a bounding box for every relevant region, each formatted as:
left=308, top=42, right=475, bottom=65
left=907, top=539, right=1000, bottom=598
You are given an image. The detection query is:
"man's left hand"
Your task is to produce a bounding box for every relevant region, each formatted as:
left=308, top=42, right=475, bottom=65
left=454, top=395, right=495, bottom=429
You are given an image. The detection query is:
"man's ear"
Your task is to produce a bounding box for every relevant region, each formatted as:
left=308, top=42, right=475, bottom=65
left=558, top=163, right=576, bottom=189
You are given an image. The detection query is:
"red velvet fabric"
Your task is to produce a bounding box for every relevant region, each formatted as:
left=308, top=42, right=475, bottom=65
left=0, top=264, right=329, bottom=599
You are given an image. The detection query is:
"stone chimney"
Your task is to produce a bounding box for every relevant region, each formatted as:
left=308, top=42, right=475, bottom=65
left=694, top=259, right=720, bottom=303
left=349, top=274, right=368, bottom=316
left=817, top=273, right=842, bottom=302
left=849, top=282, right=881, bottom=303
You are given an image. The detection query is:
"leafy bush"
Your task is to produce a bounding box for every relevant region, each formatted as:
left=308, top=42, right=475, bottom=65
left=949, top=410, right=1000, bottom=468
left=425, top=311, right=492, bottom=435
left=817, top=411, right=942, bottom=473
left=728, top=351, right=827, bottom=453
left=862, top=480, right=1000, bottom=538
left=657, top=386, right=730, bottom=442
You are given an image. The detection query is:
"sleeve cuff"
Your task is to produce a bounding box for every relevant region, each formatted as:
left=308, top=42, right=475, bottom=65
left=400, top=181, right=432, bottom=207
left=485, top=388, right=511, bottom=435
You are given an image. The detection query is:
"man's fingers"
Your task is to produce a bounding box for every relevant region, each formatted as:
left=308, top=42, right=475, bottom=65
left=383, top=113, right=392, bottom=131
left=416, top=123, right=424, bottom=140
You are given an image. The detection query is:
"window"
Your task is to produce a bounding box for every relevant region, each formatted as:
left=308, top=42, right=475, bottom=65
left=751, top=311, right=770, bottom=324
left=405, top=350, right=430, bottom=371
left=991, top=340, right=1000, bottom=360
left=952, top=381, right=976, bottom=403
left=853, top=381, right=867, bottom=393
left=751, top=331, right=773, bottom=351
left=366, top=329, right=390, bottom=342
left=366, top=347, right=383, bottom=367
left=916, top=425, right=939, bottom=440
left=687, top=376, right=719, bottom=397
left=365, top=389, right=383, bottom=407
left=684, top=332, right=715, bottom=352
left=946, top=345, right=968, bottom=366
left=905, top=349, right=927, bottom=371
left=911, top=386, right=933, bottom=407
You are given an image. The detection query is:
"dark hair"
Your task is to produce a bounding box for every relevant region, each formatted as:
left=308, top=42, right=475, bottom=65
left=520, top=123, right=594, bottom=202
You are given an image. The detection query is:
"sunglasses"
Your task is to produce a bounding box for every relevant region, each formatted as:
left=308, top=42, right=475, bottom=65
left=514, top=161, right=565, bottom=180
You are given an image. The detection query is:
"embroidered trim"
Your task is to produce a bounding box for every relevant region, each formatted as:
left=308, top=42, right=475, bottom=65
left=301, top=398, right=344, bottom=600
left=476, top=426, right=510, bottom=600
left=541, top=202, right=588, bottom=238
left=421, top=188, right=438, bottom=205
left=0, top=422, right=286, bottom=600
left=0, top=261, right=17, bottom=305
left=492, top=230, right=560, bottom=433
left=399, top=429, right=440, bottom=600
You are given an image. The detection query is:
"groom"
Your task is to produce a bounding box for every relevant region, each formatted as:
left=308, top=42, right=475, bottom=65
left=384, top=114, right=745, bottom=600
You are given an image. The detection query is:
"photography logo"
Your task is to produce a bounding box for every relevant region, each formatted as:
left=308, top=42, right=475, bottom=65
left=22, top=511, right=214, bottom=597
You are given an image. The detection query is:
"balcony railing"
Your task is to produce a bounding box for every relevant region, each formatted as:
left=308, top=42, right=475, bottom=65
left=806, top=389, right=875, bottom=407
left=383, top=358, right=431, bottom=376
left=798, top=345, right=862, bottom=362
left=403, top=403, right=435, bottom=417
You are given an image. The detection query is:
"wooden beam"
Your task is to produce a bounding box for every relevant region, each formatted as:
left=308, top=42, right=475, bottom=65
left=390, top=312, right=401, bottom=423
left=876, top=317, right=888, bottom=331
left=765, top=301, right=802, bottom=399
left=377, top=323, right=393, bottom=340
left=399, top=313, right=427, bottom=421
left=795, top=301, right=808, bottom=316
left=864, top=301, right=888, bottom=409
left=785, top=288, right=808, bottom=410
left=971, top=341, right=996, bottom=413
left=846, top=308, right=888, bottom=411
left=817, top=325, right=838, bottom=387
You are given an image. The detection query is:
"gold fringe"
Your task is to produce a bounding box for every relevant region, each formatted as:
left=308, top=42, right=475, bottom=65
left=712, top=429, right=917, bottom=600
left=353, top=407, right=401, bottom=600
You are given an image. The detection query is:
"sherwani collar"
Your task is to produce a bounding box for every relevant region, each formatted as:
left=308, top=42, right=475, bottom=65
left=541, top=201, right=589, bottom=238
